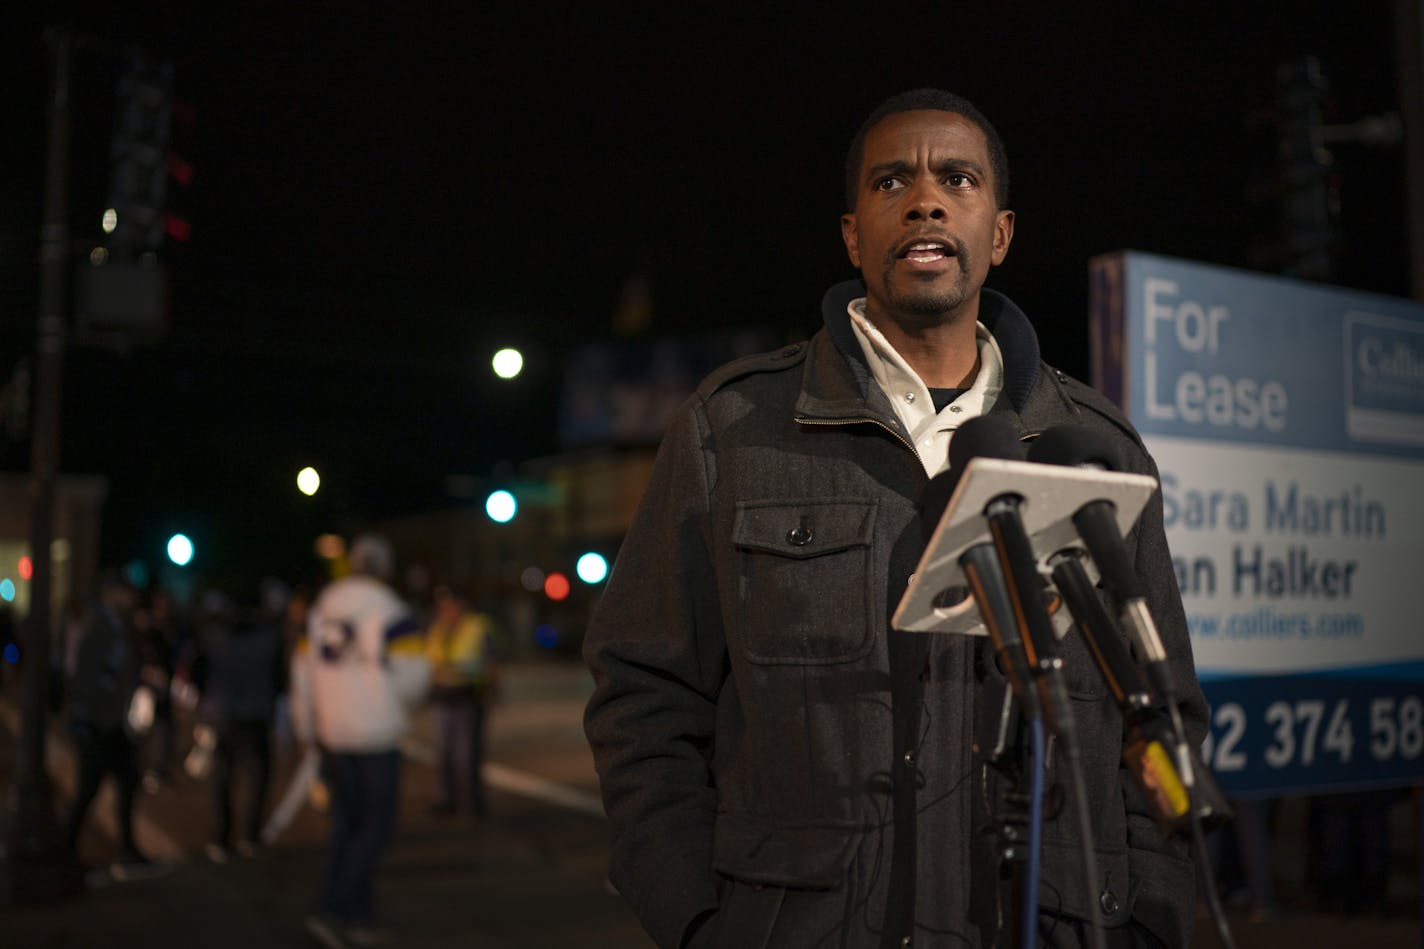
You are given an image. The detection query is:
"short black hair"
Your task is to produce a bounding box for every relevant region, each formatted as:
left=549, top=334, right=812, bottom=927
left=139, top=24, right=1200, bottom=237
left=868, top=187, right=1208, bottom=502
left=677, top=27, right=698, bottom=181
left=844, top=88, right=1010, bottom=212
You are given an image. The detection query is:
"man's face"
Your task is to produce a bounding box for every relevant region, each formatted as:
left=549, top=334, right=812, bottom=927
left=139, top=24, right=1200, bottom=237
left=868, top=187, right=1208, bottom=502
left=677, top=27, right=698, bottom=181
left=840, top=110, right=1014, bottom=329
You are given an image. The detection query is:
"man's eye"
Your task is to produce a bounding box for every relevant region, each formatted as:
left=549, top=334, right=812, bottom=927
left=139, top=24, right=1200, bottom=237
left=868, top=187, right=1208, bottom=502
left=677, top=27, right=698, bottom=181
left=873, top=177, right=903, bottom=192
left=946, top=173, right=973, bottom=188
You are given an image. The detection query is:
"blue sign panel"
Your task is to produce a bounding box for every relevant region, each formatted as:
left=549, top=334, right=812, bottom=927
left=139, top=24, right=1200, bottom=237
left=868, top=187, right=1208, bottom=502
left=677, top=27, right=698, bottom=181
left=1200, top=666, right=1424, bottom=798
left=1092, top=251, right=1424, bottom=460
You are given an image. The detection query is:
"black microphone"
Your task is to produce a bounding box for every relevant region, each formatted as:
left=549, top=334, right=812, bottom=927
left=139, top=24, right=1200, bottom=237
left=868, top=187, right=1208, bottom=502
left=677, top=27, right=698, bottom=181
left=1048, top=551, right=1194, bottom=831
left=949, top=416, right=1073, bottom=738
left=1046, top=551, right=1151, bottom=713
left=1029, top=424, right=1231, bottom=833
left=1026, top=425, right=1177, bottom=711
left=920, top=431, right=1039, bottom=723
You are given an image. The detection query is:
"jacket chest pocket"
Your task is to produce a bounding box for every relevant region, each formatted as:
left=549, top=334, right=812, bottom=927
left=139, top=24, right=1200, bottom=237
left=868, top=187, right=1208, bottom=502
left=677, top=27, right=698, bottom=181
left=731, top=499, right=878, bottom=665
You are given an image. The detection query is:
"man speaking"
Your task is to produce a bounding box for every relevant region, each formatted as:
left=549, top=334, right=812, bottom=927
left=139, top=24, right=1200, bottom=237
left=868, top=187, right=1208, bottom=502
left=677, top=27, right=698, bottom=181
left=583, top=89, right=1206, bottom=948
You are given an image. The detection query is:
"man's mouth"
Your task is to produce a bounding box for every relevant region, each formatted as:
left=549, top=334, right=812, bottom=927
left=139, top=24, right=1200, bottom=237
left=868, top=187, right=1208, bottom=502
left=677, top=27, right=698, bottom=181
left=896, top=239, right=956, bottom=264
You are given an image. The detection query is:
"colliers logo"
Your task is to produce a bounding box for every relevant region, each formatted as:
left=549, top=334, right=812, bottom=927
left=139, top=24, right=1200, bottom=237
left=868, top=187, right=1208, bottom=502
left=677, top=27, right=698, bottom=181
left=1357, top=336, right=1424, bottom=386
left=1345, top=311, right=1424, bottom=447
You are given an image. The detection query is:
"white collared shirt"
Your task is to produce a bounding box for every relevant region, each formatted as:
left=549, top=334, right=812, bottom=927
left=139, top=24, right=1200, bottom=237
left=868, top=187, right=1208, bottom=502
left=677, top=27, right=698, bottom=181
left=847, top=297, right=1005, bottom=477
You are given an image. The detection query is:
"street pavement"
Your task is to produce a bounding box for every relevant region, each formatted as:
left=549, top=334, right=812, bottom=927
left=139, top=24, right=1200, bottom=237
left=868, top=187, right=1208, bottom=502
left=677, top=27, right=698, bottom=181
left=1, top=658, right=1420, bottom=948
left=1, top=659, right=654, bottom=949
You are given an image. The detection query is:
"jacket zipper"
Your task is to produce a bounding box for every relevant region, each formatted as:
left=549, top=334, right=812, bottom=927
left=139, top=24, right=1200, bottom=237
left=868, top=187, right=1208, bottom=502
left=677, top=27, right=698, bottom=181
left=794, top=415, right=921, bottom=461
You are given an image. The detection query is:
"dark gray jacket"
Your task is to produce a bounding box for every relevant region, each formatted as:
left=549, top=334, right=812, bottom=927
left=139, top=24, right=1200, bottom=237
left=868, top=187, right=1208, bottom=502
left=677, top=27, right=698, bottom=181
left=584, top=281, right=1207, bottom=949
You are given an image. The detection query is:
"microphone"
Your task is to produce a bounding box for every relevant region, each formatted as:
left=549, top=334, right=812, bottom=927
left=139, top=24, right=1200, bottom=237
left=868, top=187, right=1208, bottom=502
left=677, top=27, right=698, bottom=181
left=1048, top=550, right=1193, bottom=831
left=898, top=429, right=1158, bottom=641
left=1029, top=424, right=1231, bottom=832
left=920, top=434, right=1039, bottom=723
left=949, top=417, right=1073, bottom=737
left=1025, top=425, right=1177, bottom=711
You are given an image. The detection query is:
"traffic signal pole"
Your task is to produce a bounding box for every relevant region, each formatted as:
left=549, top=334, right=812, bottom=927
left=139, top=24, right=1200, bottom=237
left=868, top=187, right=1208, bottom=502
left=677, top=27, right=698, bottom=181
left=1, top=28, right=75, bottom=904
left=1397, top=0, right=1424, bottom=302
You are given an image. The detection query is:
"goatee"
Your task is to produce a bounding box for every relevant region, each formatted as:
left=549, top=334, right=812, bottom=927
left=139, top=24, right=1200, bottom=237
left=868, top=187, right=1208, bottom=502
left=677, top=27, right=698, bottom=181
left=880, top=248, right=974, bottom=321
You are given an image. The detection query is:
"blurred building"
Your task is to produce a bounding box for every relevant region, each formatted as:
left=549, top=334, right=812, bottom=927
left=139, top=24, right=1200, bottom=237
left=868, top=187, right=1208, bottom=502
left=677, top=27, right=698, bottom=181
left=0, top=473, right=107, bottom=621
left=373, top=329, right=783, bottom=657
left=376, top=448, right=655, bottom=659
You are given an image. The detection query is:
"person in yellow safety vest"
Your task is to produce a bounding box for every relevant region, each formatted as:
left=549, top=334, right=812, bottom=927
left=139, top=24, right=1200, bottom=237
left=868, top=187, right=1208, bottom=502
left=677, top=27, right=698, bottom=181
left=424, top=585, right=499, bottom=817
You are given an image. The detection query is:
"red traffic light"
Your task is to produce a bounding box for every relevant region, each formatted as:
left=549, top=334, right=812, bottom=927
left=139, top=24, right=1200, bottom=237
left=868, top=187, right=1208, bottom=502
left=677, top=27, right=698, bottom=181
left=164, top=214, right=192, bottom=242
left=168, top=153, right=195, bottom=186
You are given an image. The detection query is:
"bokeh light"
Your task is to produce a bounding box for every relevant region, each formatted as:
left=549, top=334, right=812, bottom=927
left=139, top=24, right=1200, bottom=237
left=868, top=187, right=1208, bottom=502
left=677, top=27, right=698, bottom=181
left=576, top=552, right=608, bottom=584
left=485, top=490, right=517, bottom=523
left=167, top=533, right=194, bottom=567
left=543, top=572, right=570, bottom=601
left=492, top=348, right=524, bottom=380
left=297, top=466, right=321, bottom=496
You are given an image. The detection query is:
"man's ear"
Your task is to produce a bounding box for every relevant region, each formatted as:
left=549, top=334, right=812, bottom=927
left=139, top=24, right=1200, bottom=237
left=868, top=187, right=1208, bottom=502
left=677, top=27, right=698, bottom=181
left=991, top=210, right=1014, bottom=266
left=840, top=213, right=861, bottom=268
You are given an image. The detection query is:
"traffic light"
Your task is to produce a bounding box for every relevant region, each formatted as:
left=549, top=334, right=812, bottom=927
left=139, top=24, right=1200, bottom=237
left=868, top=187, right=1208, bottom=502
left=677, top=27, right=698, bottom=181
left=106, top=56, right=176, bottom=256
left=76, top=54, right=190, bottom=344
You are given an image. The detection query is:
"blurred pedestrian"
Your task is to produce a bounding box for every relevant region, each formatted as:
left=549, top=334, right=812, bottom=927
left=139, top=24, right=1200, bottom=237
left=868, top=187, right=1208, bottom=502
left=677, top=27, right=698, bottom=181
left=424, top=584, right=499, bottom=817
left=134, top=587, right=181, bottom=793
left=273, top=585, right=311, bottom=754
left=63, top=570, right=151, bottom=875
left=1209, top=797, right=1278, bottom=922
left=189, top=580, right=287, bottom=862
left=1310, top=789, right=1404, bottom=915
left=292, top=534, right=431, bottom=947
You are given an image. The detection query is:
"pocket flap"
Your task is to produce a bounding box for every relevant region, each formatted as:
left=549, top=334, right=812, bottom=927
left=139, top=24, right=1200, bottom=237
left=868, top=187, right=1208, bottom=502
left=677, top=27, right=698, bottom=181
left=733, top=500, right=876, bottom=560
left=713, top=812, right=860, bottom=889
left=1038, top=841, right=1134, bottom=929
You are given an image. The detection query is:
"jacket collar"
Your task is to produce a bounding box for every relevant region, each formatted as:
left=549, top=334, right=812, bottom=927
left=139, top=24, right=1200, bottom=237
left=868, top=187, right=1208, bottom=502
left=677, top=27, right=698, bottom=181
left=802, top=279, right=1042, bottom=419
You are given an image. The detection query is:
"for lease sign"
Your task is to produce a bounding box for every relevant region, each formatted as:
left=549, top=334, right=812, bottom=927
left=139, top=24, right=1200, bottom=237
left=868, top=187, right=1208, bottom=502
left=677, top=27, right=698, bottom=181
left=1091, top=251, right=1424, bottom=796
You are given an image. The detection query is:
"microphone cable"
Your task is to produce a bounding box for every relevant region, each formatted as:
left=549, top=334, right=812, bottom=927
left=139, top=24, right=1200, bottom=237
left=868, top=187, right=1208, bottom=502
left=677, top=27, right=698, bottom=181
left=1025, top=715, right=1046, bottom=944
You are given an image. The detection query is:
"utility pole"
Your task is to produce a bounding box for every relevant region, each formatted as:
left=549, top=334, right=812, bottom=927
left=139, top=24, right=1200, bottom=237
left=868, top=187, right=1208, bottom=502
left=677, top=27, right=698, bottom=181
left=0, top=28, right=75, bottom=905
left=1397, top=0, right=1424, bottom=301
left=1275, top=57, right=1337, bottom=281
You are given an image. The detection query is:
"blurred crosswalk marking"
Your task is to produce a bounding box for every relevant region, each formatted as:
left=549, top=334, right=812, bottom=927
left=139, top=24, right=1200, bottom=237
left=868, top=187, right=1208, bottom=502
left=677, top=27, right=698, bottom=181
left=400, top=736, right=606, bottom=818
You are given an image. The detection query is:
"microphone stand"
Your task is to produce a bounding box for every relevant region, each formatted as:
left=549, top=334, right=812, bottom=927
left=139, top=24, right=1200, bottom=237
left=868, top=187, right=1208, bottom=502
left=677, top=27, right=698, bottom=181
left=963, top=546, right=1042, bottom=948
left=1049, top=548, right=1238, bottom=949
left=983, top=497, right=1109, bottom=949
left=971, top=668, right=1038, bottom=949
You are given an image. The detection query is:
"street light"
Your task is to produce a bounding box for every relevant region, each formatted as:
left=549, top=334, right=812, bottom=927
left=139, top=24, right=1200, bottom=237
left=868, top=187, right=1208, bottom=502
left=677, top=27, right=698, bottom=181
left=492, top=347, right=524, bottom=380
left=296, top=466, right=321, bottom=496
left=166, top=533, right=194, bottom=567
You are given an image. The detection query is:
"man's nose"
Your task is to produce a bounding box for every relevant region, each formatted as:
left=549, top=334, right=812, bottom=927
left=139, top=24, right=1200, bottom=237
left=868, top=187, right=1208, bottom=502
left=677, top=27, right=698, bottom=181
left=903, top=178, right=947, bottom=221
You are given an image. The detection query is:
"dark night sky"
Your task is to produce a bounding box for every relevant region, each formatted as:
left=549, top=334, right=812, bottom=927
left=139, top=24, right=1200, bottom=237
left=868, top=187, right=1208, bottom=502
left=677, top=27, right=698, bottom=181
left=0, top=3, right=1411, bottom=587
